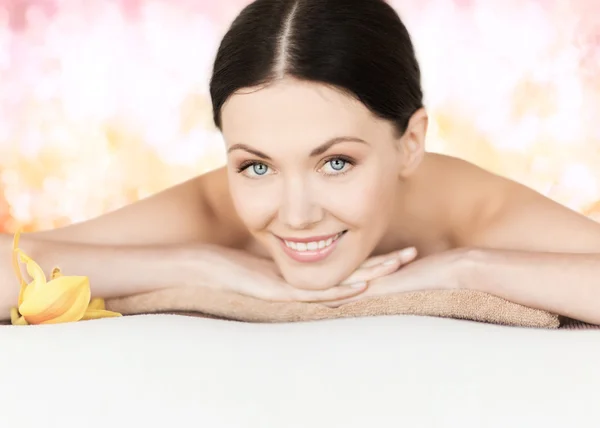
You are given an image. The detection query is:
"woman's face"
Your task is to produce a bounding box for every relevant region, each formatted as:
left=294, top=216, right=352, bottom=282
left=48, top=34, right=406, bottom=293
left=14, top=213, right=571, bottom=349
left=220, top=78, right=419, bottom=290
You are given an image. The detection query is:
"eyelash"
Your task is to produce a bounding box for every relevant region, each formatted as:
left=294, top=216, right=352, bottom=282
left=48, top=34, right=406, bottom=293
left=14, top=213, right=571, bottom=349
left=235, top=155, right=356, bottom=178
left=321, top=155, right=356, bottom=176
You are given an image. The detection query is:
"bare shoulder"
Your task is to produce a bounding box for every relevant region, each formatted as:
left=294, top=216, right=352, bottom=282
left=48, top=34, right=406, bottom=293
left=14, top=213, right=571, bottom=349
left=30, top=166, right=251, bottom=249
left=436, top=154, right=600, bottom=252
left=419, top=153, right=508, bottom=238
left=196, top=166, right=253, bottom=249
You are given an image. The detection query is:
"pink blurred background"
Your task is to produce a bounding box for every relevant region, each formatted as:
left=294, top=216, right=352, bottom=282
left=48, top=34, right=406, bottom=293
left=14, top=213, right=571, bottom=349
left=1, top=0, right=600, bottom=233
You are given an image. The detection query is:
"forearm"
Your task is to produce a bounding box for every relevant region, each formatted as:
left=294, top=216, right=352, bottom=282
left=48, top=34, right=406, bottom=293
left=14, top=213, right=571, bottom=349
left=460, top=248, right=600, bottom=324
left=0, top=233, right=222, bottom=319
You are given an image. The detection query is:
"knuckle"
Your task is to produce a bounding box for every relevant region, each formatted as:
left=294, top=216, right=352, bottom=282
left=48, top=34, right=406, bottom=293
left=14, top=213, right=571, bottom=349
left=321, top=288, right=350, bottom=301
left=363, top=267, right=385, bottom=279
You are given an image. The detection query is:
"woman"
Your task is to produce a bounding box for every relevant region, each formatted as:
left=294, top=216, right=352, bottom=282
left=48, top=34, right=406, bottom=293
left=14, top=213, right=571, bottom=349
left=2, top=0, right=600, bottom=323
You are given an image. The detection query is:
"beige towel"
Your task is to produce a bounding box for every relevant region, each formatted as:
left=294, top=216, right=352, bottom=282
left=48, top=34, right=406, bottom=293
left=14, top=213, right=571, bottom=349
left=106, top=287, right=561, bottom=328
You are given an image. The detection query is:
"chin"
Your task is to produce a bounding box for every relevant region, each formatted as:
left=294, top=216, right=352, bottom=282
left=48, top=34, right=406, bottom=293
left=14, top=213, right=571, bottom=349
left=277, top=257, right=361, bottom=290
left=282, top=270, right=341, bottom=290
left=267, top=230, right=371, bottom=290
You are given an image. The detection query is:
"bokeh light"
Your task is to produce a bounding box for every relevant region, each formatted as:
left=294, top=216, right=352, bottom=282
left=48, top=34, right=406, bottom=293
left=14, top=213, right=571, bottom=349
left=1, top=0, right=600, bottom=233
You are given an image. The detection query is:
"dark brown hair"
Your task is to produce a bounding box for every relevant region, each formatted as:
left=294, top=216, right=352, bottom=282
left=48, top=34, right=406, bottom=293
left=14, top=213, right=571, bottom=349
left=210, top=0, right=424, bottom=136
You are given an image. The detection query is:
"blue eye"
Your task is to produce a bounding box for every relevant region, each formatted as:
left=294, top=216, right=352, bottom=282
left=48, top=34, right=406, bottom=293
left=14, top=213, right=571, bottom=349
left=321, top=156, right=355, bottom=176
left=253, top=163, right=268, bottom=175
left=235, top=161, right=271, bottom=178
left=329, top=159, right=346, bottom=171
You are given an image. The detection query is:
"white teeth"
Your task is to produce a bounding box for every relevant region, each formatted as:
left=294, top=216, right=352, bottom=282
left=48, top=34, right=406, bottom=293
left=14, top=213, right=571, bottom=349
left=284, top=232, right=344, bottom=252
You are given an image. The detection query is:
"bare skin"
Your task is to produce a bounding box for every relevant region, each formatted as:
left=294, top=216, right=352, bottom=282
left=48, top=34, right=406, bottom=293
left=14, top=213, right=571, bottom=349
left=204, top=148, right=600, bottom=259
left=29, top=78, right=597, bottom=265
left=3, top=78, right=600, bottom=323
left=202, top=153, right=498, bottom=260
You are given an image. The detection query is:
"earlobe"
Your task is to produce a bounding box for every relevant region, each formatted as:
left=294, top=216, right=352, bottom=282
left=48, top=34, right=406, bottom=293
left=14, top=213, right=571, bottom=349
left=398, top=108, right=428, bottom=177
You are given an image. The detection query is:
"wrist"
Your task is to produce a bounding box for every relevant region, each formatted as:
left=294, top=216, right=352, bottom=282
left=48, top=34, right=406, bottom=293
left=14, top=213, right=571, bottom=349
left=176, top=243, right=241, bottom=292
left=22, top=239, right=198, bottom=298
left=451, top=247, right=485, bottom=291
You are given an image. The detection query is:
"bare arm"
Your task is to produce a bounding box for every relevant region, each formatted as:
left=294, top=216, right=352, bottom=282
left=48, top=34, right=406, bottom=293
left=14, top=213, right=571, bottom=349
left=0, top=166, right=367, bottom=320
left=457, top=180, right=600, bottom=324
left=0, top=236, right=210, bottom=318
left=30, top=167, right=249, bottom=248
left=0, top=233, right=361, bottom=321
left=459, top=247, right=600, bottom=324
left=0, top=166, right=253, bottom=318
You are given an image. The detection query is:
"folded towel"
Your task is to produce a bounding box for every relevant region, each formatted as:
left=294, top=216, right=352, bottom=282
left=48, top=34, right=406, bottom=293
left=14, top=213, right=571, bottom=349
left=105, top=287, right=561, bottom=328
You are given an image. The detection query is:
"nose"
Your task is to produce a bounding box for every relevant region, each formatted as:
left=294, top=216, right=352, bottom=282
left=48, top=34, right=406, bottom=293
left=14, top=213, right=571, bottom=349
left=278, top=176, right=324, bottom=230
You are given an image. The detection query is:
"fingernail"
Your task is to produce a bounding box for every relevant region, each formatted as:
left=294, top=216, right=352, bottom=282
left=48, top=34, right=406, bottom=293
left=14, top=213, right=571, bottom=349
left=383, top=247, right=416, bottom=266
left=349, top=281, right=367, bottom=289
left=398, top=247, right=417, bottom=259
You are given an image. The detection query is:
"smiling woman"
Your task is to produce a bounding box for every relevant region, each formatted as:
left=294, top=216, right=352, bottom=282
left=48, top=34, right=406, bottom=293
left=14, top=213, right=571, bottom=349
left=219, top=76, right=420, bottom=289
left=3, top=0, right=600, bottom=324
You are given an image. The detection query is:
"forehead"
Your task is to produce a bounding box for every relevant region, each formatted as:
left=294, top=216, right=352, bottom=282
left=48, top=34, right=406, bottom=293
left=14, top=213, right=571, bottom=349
left=220, top=78, right=381, bottom=146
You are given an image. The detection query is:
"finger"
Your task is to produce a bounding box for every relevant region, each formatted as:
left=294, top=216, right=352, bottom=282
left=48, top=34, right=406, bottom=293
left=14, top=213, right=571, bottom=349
left=340, top=248, right=417, bottom=285
left=358, top=247, right=417, bottom=268
left=320, top=300, right=346, bottom=308
left=320, top=289, right=376, bottom=308
left=340, top=261, right=400, bottom=285
left=359, top=252, right=398, bottom=268
left=320, top=292, right=367, bottom=308
left=290, top=282, right=368, bottom=303
left=321, top=299, right=358, bottom=308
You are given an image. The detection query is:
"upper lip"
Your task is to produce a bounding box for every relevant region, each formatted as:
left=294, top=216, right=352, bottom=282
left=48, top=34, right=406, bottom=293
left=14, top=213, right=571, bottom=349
left=275, top=231, right=345, bottom=243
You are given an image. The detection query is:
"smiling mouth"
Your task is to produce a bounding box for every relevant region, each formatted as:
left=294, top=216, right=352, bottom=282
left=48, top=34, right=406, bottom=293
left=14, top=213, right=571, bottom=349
left=275, top=230, right=348, bottom=263
left=280, top=230, right=347, bottom=252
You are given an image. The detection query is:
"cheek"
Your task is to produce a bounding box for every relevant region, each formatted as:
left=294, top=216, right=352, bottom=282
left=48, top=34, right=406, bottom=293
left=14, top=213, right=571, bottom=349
left=228, top=177, right=279, bottom=231
left=324, top=169, right=396, bottom=226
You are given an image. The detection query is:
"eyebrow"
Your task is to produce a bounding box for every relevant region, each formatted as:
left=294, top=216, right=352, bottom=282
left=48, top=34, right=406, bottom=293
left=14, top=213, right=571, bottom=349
left=227, top=136, right=369, bottom=160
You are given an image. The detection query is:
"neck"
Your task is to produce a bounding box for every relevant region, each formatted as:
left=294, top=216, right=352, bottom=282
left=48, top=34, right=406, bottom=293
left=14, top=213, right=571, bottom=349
left=375, top=153, right=453, bottom=257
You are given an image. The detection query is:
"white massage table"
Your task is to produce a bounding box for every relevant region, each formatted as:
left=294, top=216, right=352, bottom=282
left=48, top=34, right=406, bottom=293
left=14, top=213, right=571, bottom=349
left=1, top=314, right=599, bottom=428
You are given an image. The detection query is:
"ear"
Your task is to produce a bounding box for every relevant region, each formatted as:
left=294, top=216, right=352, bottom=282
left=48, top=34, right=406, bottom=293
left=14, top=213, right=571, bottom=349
left=397, top=108, right=428, bottom=178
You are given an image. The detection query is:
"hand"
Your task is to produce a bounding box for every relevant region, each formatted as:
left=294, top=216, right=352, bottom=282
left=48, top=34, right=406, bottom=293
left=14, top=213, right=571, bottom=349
left=323, top=249, right=465, bottom=308
left=205, top=246, right=370, bottom=303
left=338, top=246, right=419, bottom=288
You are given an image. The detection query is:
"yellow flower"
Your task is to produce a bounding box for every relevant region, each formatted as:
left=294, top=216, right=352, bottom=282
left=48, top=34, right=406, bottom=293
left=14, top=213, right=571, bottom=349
left=10, top=229, right=122, bottom=325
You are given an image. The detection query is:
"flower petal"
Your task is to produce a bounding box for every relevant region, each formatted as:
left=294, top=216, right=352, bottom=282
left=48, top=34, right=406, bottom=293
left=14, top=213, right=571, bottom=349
left=88, top=298, right=106, bottom=311
left=41, top=284, right=92, bottom=324
left=19, top=276, right=90, bottom=324
left=10, top=307, right=28, bottom=325
left=80, top=309, right=122, bottom=321
left=18, top=249, right=47, bottom=291
left=12, top=230, right=28, bottom=307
